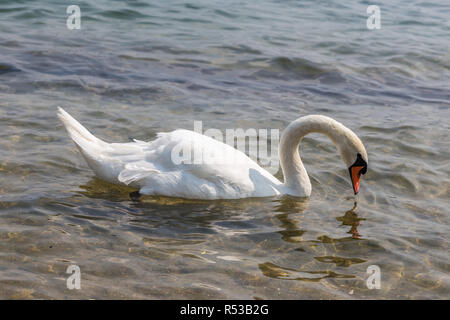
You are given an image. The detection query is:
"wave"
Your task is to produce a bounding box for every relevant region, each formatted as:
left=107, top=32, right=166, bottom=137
left=0, top=63, right=21, bottom=75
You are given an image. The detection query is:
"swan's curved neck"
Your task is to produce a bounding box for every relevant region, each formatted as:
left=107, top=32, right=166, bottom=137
left=279, top=115, right=347, bottom=197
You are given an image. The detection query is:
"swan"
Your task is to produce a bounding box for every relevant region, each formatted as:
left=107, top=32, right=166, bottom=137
left=57, top=107, right=368, bottom=200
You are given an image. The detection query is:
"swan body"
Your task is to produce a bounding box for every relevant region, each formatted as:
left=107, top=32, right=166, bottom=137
left=58, top=108, right=368, bottom=200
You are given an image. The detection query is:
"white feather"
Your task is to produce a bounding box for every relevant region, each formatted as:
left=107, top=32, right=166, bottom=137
left=58, top=108, right=368, bottom=199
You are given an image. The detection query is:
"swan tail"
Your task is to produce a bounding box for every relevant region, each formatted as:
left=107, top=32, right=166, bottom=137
left=57, top=107, right=105, bottom=148
left=58, top=107, right=117, bottom=180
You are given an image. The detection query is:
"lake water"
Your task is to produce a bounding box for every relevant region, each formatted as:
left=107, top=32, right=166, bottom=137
left=0, top=0, right=449, bottom=299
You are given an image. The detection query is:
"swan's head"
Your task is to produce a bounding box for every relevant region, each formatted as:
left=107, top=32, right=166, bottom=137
left=279, top=114, right=368, bottom=196
left=348, top=152, right=367, bottom=195
left=336, top=130, right=368, bottom=195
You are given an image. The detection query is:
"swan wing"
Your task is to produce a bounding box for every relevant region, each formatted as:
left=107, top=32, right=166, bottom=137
left=58, top=108, right=281, bottom=199
left=119, top=129, right=282, bottom=199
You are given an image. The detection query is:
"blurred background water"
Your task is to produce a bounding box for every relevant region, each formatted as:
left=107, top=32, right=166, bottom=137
left=0, top=0, right=449, bottom=299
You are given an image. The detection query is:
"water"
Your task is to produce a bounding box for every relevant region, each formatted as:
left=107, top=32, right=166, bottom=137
left=0, top=0, right=449, bottom=299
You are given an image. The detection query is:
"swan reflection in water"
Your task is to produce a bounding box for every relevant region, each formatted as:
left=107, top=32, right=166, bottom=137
left=78, top=178, right=365, bottom=246
left=273, top=197, right=365, bottom=243
left=336, top=202, right=366, bottom=240
left=77, top=179, right=367, bottom=282
left=260, top=198, right=367, bottom=281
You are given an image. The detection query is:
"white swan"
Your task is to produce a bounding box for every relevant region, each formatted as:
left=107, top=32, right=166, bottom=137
left=58, top=107, right=368, bottom=200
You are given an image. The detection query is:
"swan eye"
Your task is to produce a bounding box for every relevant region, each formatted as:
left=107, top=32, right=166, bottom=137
left=351, top=153, right=367, bottom=175
left=360, top=166, right=367, bottom=175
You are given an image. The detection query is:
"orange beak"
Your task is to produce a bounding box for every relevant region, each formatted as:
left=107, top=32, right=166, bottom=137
left=350, top=166, right=364, bottom=195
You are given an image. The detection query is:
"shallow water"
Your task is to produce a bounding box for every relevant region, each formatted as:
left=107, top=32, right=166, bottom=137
left=0, top=0, right=449, bottom=299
